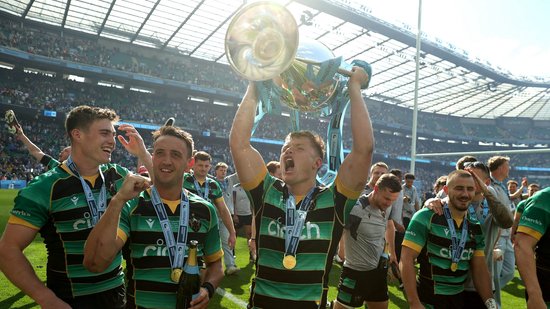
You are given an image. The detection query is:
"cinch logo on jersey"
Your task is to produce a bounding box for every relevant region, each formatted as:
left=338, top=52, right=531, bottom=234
left=73, top=211, right=92, bottom=230
left=439, top=247, right=475, bottom=260
left=267, top=218, right=321, bottom=239
left=143, top=238, right=169, bottom=256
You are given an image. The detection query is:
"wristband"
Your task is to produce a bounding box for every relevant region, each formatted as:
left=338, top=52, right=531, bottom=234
left=201, top=282, right=215, bottom=299
left=485, top=298, right=497, bottom=309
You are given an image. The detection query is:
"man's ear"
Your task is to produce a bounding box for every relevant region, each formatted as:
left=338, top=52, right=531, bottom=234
left=314, top=157, right=323, bottom=170
left=443, top=185, right=449, bottom=195
left=70, top=128, right=81, bottom=142
left=186, top=157, right=195, bottom=172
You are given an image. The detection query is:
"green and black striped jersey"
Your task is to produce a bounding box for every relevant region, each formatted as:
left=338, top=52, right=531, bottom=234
left=9, top=163, right=129, bottom=299
left=183, top=173, right=223, bottom=204
left=119, top=189, right=223, bottom=309
left=403, top=207, right=485, bottom=299
left=243, top=170, right=360, bottom=308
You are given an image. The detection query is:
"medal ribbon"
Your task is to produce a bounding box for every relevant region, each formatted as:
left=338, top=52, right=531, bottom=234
left=193, top=176, right=209, bottom=200
left=66, top=156, right=106, bottom=226
left=150, top=186, right=189, bottom=270
left=284, top=186, right=319, bottom=257
left=442, top=203, right=469, bottom=269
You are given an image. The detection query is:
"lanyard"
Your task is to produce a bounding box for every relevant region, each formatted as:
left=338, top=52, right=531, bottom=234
left=442, top=203, right=469, bottom=270
left=468, top=199, right=489, bottom=225
left=150, top=186, right=189, bottom=270
left=284, top=186, right=318, bottom=256
left=193, top=176, right=209, bottom=201
left=66, top=156, right=106, bottom=226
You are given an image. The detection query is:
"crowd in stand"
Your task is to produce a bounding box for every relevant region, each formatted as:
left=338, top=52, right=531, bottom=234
left=1, top=12, right=550, bottom=309
left=1, top=15, right=549, bottom=195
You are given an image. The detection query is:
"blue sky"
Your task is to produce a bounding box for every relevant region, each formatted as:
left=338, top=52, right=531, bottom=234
left=366, top=0, right=550, bottom=78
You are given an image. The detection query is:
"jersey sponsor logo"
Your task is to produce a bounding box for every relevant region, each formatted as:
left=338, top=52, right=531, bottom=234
left=439, top=246, right=475, bottom=260
left=405, top=230, right=417, bottom=237
left=522, top=216, right=543, bottom=227
left=267, top=217, right=321, bottom=239
left=71, top=196, right=79, bottom=205
left=73, top=211, right=92, bottom=230
left=143, top=238, right=169, bottom=256
left=146, top=218, right=155, bottom=229
left=12, top=209, right=31, bottom=217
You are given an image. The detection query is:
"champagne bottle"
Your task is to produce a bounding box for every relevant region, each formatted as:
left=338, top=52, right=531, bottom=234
left=176, top=240, right=201, bottom=309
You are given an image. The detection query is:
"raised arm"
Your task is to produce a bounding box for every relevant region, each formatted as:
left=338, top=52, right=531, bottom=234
left=15, top=125, right=46, bottom=162
left=117, top=124, right=153, bottom=176
left=0, top=224, right=70, bottom=309
left=468, top=169, right=513, bottom=228
left=83, top=173, right=150, bottom=272
left=229, top=83, right=266, bottom=184
left=337, top=67, right=374, bottom=191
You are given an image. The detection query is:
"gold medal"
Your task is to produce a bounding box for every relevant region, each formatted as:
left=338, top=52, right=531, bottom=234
left=450, top=262, right=458, bottom=272
left=283, top=255, right=296, bottom=270
left=171, top=268, right=182, bottom=282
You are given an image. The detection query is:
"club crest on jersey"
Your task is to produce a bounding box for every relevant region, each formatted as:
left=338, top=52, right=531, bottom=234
left=190, top=214, right=201, bottom=232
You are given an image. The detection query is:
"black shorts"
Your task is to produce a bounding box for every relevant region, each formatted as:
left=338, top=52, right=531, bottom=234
left=62, top=284, right=126, bottom=309
left=235, top=214, right=252, bottom=228
left=336, top=265, right=389, bottom=306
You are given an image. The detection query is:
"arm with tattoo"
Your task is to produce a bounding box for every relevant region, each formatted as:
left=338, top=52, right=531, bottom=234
left=483, top=186, right=513, bottom=228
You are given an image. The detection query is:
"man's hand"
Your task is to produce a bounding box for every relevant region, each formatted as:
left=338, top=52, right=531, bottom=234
left=348, top=66, right=369, bottom=89
left=248, top=238, right=257, bottom=260
left=424, top=197, right=444, bottom=215
left=228, top=232, right=236, bottom=249
left=189, top=287, right=211, bottom=309
left=394, top=222, right=406, bottom=233
left=116, top=173, right=151, bottom=202
left=521, top=177, right=528, bottom=188
left=117, top=124, right=148, bottom=157
left=232, top=214, right=239, bottom=225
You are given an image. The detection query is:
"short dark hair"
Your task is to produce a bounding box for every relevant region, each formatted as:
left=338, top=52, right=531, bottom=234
left=65, top=105, right=119, bottom=140
left=507, top=180, right=518, bottom=186
left=285, top=130, right=325, bottom=158
left=266, top=161, right=280, bottom=174
left=447, top=170, right=473, bottom=187
left=194, top=151, right=212, bottom=162
left=376, top=174, right=402, bottom=193
left=463, top=161, right=490, bottom=179
left=456, top=155, right=478, bottom=170
left=404, top=173, right=415, bottom=180
left=152, top=125, right=194, bottom=158
left=389, top=169, right=402, bottom=178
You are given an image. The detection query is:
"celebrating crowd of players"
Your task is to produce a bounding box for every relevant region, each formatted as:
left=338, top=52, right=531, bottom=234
left=0, top=67, right=548, bottom=309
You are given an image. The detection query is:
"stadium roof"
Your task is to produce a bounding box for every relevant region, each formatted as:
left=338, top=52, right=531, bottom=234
left=1, top=0, right=550, bottom=120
